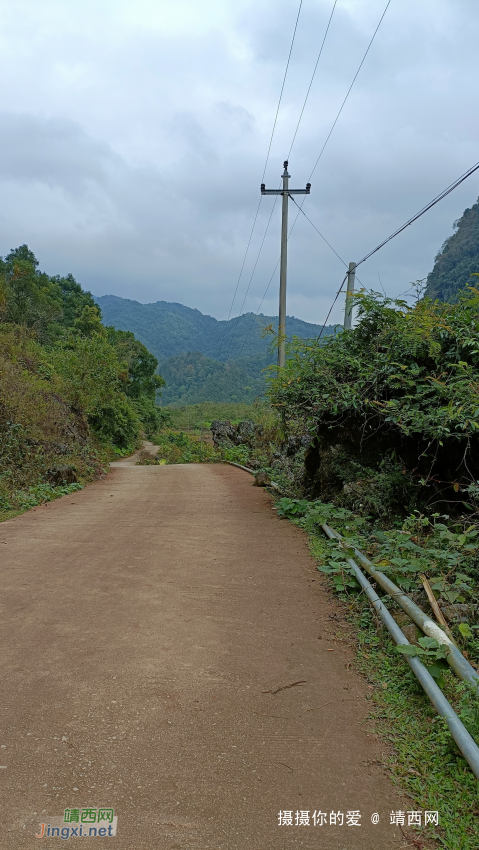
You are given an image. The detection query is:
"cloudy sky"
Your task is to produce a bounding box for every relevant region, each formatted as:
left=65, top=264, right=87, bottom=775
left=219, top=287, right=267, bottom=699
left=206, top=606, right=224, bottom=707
left=0, top=0, right=478, bottom=328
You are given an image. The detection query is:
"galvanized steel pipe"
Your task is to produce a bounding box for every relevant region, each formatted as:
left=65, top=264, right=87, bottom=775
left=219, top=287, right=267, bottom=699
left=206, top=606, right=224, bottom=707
left=323, top=524, right=479, bottom=687
left=322, top=524, right=479, bottom=779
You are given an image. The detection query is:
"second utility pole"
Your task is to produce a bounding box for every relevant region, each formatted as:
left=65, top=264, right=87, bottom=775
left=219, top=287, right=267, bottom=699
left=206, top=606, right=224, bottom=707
left=261, top=161, right=310, bottom=370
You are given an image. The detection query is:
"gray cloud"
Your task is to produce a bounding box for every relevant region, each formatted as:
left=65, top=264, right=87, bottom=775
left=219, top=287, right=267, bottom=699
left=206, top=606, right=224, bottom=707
left=0, top=0, right=478, bottom=329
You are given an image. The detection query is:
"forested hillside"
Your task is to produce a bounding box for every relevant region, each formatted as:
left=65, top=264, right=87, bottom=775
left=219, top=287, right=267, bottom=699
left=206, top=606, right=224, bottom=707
left=159, top=351, right=270, bottom=404
left=0, top=246, right=164, bottom=515
left=95, top=294, right=332, bottom=361
left=425, top=196, right=479, bottom=301
left=95, top=294, right=336, bottom=404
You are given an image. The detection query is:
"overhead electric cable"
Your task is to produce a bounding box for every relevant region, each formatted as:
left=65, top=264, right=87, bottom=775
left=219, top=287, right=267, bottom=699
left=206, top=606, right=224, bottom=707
left=307, top=0, right=392, bottom=182
left=287, top=0, right=338, bottom=160
left=215, top=197, right=262, bottom=360
left=234, top=259, right=280, bottom=361
left=289, top=193, right=365, bottom=282
left=223, top=196, right=279, bottom=359
left=262, top=0, right=303, bottom=183
left=353, top=159, right=479, bottom=270
left=234, top=199, right=334, bottom=361
left=316, top=275, right=347, bottom=342
left=232, top=0, right=392, bottom=361
left=315, top=158, right=479, bottom=343
left=216, top=0, right=303, bottom=361
left=288, top=194, right=346, bottom=265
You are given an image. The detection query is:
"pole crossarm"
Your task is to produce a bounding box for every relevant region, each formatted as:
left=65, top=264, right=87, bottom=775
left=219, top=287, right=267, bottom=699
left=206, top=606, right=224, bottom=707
left=261, top=185, right=311, bottom=195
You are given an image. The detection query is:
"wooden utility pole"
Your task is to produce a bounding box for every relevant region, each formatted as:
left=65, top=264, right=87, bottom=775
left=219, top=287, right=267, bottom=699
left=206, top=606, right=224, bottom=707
left=344, top=261, right=356, bottom=330
left=261, top=161, right=311, bottom=370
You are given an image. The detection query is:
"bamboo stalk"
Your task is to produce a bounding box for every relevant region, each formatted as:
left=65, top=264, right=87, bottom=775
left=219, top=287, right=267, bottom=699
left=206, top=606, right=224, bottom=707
left=420, top=573, right=457, bottom=645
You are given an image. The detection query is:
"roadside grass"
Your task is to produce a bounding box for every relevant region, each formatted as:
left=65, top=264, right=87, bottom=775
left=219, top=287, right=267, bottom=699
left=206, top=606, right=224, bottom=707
left=138, top=430, right=217, bottom=465
left=0, top=482, right=84, bottom=522
left=279, top=503, right=479, bottom=850
left=161, top=400, right=274, bottom=434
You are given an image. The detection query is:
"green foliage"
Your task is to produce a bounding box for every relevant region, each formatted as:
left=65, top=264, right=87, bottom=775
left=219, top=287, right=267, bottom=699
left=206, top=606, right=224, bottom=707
left=96, top=294, right=335, bottom=362
left=158, top=351, right=268, bottom=404
left=0, top=245, right=100, bottom=341
left=96, top=294, right=337, bottom=404
left=15, top=482, right=83, bottom=510
left=425, top=196, right=479, bottom=302
left=396, top=637, right=450, bottom=687
left=138, top=430, right=217, bottom=465
left=276, top=497, right=312, bottom=518
left=275, top=496, right=479, bottom=660
left=270, top=289, right=479, bottom=513
left=0, top=245, right=166, bottom=517
left=164, top=401, right=275, bottom=432
left=220, top=444, right=251, bottom=465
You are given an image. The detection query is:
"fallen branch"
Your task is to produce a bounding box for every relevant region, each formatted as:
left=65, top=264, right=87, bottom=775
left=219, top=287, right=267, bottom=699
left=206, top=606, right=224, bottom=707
left=253, top=712, right=291, bottom=719
left=301, top=697, right=360, bottom=715
left=262, top=680, right=306, bottom=695
left=276, top=761, right=294, bottom=773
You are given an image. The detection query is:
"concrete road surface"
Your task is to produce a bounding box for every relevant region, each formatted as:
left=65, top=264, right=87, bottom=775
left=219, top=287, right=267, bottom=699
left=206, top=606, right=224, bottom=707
left=0, top=463, right=411, bottom=849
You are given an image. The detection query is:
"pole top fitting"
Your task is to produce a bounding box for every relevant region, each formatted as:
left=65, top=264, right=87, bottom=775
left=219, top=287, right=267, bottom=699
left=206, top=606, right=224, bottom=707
left=283, top=160, right=288, bottom=168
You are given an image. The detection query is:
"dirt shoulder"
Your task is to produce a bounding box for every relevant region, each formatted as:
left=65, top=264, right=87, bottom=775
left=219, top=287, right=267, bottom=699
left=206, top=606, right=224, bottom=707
left=0, top=463, right=410, bottom=848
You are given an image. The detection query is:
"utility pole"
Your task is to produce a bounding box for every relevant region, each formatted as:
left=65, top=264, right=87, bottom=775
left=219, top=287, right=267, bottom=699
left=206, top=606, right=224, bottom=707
left=344, top=261, right=356, bottom=330
left=261, top=161, right=311, bottom=370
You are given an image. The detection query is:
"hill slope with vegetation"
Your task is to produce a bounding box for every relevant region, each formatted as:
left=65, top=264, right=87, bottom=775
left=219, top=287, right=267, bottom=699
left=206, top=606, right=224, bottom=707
left=426, top=196, right=479, bottom=302
left=269, top=289, right=479, bottom=516
left=95, top=294, right=333, bottom=361
left=0, top=245, right=164, bottom=516
left=95, top=294, right=337, bottom=404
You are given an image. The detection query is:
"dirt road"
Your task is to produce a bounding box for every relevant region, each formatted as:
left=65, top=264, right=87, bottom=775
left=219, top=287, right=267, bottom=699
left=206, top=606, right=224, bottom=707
left=0, top=463, right=409, bottom=849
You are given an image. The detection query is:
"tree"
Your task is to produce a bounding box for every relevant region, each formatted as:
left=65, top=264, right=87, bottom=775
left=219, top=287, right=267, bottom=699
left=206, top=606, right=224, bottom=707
left=425, top=198, right=479, bottom=302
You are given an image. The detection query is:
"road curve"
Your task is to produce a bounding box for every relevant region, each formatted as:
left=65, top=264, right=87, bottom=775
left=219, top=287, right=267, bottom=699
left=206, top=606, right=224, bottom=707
left=0, top=463, right=408, bottom=849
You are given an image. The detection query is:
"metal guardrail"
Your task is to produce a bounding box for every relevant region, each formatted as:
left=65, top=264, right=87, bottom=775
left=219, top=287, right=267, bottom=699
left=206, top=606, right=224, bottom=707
left=322, top=524, right=479, bottom=780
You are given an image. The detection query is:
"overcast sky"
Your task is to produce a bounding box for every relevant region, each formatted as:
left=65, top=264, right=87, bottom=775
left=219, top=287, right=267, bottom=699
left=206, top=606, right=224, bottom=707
left=1, top=0, right=478, bottom=328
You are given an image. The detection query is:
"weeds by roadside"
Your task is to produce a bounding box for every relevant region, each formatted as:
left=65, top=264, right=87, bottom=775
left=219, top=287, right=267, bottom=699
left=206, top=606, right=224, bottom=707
left=137, top=431, right=217, bottom=465
left=0, top=481, right=84, bottom=521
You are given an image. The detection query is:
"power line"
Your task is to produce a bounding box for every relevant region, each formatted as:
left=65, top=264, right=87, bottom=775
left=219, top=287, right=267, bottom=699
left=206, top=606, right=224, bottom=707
left=215, top=197, right=262, bottom=360
left=317, top=275, right=347, bottom=341
left=307, top=0, right=392, bottom=182
left=233, top=199, right=315, bottom=362
left=231, top=0, right=392, bottom=362
left=262, top=0, right=303, bottom=183
left=234, top=259, right=280, bottom=361
left=288, top=0, right=338, bottom=160
left=316, top=158, right=479, bottom=342
left=223, top=196, right=279, bottom=360
left=288, top=194, right=365, bottom=284
left=216, top=0, right=303, bottom=361
left=288, top=193, right=347, bottom=265
left=354, top=159, right=479, bottom=270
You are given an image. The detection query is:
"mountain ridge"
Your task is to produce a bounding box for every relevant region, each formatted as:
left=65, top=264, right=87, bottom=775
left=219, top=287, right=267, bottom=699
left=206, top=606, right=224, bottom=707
left=94, top=294, right=335, bottom=363
left=93, top=294, right=337, bottom=405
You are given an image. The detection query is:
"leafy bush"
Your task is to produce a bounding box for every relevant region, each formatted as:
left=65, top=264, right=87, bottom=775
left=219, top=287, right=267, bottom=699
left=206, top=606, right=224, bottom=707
left=270, top=288, right=479, bottom=514
left=14, top=482, right=83, bottom=510
left=137, top=431, right=217, bottom=465
left=220, top=444, right=251, bottom=465
left=0, top=245, right=166, bottom=515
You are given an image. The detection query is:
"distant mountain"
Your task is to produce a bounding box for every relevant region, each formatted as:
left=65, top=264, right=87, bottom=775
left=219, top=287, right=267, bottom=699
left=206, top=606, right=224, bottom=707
left=94, top=294, right=337, bottom=405
left=94, top=295, right=333, bottom=362
left=426, top=197, right=479, bottom=302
